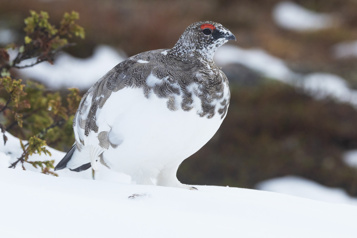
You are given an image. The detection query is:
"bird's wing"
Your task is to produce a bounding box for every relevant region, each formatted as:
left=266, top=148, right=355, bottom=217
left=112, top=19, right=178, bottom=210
left=73, top=51, right=170, bottom=147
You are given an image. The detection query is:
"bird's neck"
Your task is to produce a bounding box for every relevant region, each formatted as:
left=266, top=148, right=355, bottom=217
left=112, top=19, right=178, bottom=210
left=168, top=41, right=215, bottom=63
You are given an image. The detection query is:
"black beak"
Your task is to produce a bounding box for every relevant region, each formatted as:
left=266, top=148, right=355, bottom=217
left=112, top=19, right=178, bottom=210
left=225, top=33, right=236, bottom=41
left=212, top=29, right=236, bottom=41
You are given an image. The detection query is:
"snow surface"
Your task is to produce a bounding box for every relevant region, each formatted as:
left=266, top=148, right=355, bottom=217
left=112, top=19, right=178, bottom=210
left=332, top=40, right=357, bottom=59
left=344, top=150, right=357, bottom=168
left=257, top=176, right=357, bottom=206
left=0, top=28, right=16, bottom=45
left=215, top=45, right=296, bottom=83
left=272, top=1, right=337, bottom=31
left=1, top=166, right=357, bottom=238
left=301, top=73, right=357, bottom=105
left=18, top=45, right=125, bottom=90
left=2, top=132, right=357, bottom=238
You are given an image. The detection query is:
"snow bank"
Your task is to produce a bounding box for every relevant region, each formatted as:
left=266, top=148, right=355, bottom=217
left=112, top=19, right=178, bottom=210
left=257, top=176, right=357, bottom=206
left=273, top=1, right=337, bottom=31
left=332, top=41, right=357, bottom=59
left=301, top=73, right=357, bottom=105
left=215, top=45, right=296, bottom=83
left=0, top=27, right=17, bottom=45
left=1, top=167, right=357, bottom=238
left=18, top=45, right=125, bottom=90
left=344, top=150, right=357, bottom=168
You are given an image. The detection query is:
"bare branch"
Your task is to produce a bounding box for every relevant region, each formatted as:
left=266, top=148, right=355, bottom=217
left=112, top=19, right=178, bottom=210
left=12, top=58, right=50, bottom=69
left=0, top=94, right=12, bottom=113
left=12, top=43, right=76, bottom=69
left=0, top=123, right=7, bottom=145
left=8, top=146, right=28, bottom=169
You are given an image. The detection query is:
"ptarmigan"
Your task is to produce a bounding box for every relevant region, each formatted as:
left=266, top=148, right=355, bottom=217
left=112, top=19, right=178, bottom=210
left=55, top=21, right=236, bottom=189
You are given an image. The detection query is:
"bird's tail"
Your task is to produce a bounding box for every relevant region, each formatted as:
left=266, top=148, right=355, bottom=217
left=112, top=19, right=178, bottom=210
left=55, top=144, right=104, bottom=172
left=54, top=144, right=91, bottom=172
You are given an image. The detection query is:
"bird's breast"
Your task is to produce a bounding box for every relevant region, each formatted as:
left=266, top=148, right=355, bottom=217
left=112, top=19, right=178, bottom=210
left=93, top=86, right=227, bottom=165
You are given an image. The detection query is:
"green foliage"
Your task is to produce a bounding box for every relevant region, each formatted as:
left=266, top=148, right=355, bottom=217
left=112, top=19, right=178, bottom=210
left=24, top=11, right=57, bottom=36
left=3, top=10, right=86, bottom=69
left=60, top=11, right=85, bottom=39
left=0, top=76, right=29, bottom=128
left=24, top=136, right=51, bottom=156
left=0, top=10, right=84, bottom=175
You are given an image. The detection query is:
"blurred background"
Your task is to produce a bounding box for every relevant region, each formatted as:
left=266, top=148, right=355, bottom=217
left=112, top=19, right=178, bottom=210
left=1, top=0, right=357, bottom=203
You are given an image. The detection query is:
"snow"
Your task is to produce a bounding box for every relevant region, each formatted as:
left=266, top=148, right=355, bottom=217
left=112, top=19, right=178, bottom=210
left=302, top=73, right=357, bottom=105
left=273, top=1, right=337, bottom=31
left=18, top=45, right=125, bottom=90
left=0, top=28, right=17, bottom=45
left=332, top=40, right=357, bottom=59
left=1, top=166, right=357, bottom=238
left=215, top=45, right=296, bottom=83
left=344, top=150, right=357, bottom=168
left=257, top=176, right=357, bottom=206
left=1, top=132, right=357, bottom=238
left=2, top=129, right=357, bottom=237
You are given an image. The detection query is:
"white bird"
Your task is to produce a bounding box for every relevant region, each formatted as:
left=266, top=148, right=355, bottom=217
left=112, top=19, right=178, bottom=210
left=55, top=21, right=235, bottom=189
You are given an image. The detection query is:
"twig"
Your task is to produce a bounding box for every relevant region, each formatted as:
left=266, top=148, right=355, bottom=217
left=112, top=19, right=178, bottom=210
left=12, top=58, right=50, bottom=69
left=0, top=123, right=7, bottom=145
left=36, top=118, right=65, bottom=139
left=6, top=108, right=41, bottom=131
left=8, top=156, right=24, bottom=169
left=0, top=94, right=12, bottom=113
left=8, top=143, right=28, bottom=169
left=12, top=43, right=76, bottom=69
left=8, top=118, right=66, bottom=169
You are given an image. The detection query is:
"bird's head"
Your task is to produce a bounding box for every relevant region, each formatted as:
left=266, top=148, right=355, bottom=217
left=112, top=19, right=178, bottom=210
left=169, top=21, right=236, bottom=62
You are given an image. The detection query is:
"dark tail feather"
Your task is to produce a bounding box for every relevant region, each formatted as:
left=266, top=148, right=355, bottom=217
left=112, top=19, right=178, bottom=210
left=69, top=163, right=91, bottom=172
left=55, top=144, right=91, bottom=172
left=54, top=145, right=76, bottom=171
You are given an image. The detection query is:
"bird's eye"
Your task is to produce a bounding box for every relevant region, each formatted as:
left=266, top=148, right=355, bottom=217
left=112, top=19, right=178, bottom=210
left=203, top=28, right=212, bottom=35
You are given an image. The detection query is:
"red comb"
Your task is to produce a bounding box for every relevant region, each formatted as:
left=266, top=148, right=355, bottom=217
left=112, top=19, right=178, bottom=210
left=200, top=23, right=216, bottom=30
